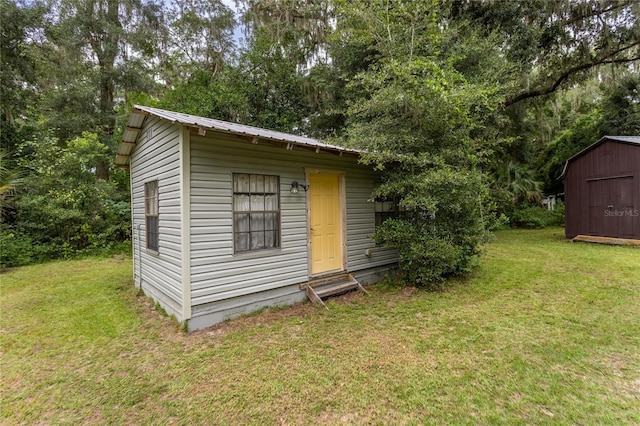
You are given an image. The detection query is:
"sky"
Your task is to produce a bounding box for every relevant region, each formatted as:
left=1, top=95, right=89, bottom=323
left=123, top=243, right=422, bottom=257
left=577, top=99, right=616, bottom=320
left=221, top=0, right=245, bottom=45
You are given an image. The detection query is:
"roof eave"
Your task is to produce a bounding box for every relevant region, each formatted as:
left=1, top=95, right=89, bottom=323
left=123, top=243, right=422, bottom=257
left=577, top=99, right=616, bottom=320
left=114, top=106, right=361, bottom=169
left=114, top=108, right=149, bottom=168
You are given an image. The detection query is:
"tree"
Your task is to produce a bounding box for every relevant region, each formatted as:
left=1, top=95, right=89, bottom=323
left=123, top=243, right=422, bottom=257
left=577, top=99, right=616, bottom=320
left=12, top=132, right=130, bottom=260
left=600, top=74, right=640, bottom=136
left=233, top=29, right=313, bottom=132
left=231, top=0, right=339, bottom=134
left=39, top=0, right=164, bottom=178
left=491, top=161, right=542, bottom=218
left=238, top=0, right=333, bottom=67
left=1, top=0, right=241, bottom=265
left=0, top=150, right=24, bottom=217
left=537, top=73, right=640, bottom=195
left=155, top=1, right=240, bottom=120
left=335, top=0, right=501, bottom=286
left=158, top=0, right=236, bottom=84
left=449, top=0, right=640, bottom=107
left=0, top=0, right=44, bottom=152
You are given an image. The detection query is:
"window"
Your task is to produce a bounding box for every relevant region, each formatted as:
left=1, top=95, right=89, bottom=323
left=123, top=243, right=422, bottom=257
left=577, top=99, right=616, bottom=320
left=233, top=174, right=280, bottom=253
left=145, top=180, right=159, bottom=252
left=375, top=196, right=401, bottom=227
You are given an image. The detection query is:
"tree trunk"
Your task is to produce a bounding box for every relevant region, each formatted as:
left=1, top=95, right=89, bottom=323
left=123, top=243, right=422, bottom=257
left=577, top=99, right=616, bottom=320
left=93, top=0, right=121, bottom=181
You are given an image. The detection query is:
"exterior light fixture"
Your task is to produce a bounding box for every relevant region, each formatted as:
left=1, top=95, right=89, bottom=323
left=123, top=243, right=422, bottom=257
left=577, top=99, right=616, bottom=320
left=290, top=181, right=309, bottom=194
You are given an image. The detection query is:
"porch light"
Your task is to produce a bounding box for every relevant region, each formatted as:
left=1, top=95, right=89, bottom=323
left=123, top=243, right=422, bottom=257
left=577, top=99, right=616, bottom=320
left=290, top=181, right=309, bottom=194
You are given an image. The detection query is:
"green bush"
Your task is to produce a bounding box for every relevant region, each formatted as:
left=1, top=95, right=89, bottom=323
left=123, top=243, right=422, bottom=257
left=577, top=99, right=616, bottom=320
left=6, top=133, right=132, bottom=266
left=509, top=203, right=564, bottom=229
left=510, top=207, right=546, bottom=228
left=548, top=200, right=565, bottom=226
left=373, top=167, right=488, bottom=289
left=0, top=230, right=33, bottom=268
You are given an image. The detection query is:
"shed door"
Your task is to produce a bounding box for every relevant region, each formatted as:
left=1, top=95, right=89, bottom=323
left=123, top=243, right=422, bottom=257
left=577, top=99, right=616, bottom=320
left=588, top=176, right=636, bottom=238
left=309, top=173, right=343, bottom=275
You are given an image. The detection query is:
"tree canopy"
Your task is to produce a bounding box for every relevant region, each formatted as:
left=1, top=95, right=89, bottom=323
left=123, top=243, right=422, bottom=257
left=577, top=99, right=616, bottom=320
left=2, top=0, right=638, bottom=281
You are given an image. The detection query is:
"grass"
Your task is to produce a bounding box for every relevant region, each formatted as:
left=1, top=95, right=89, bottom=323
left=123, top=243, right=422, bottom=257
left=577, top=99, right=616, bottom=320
left=1, top=228, right=639, bottom=425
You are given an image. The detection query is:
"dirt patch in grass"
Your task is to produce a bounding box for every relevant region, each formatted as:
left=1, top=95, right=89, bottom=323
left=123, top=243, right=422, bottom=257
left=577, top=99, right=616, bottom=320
left=193, top=300, right=319, bottom=340
left=191, top=287, right=414, bottom=340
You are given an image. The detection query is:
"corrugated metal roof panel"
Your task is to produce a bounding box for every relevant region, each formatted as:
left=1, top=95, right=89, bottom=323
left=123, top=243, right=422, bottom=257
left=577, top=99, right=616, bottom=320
left=114, top=105, right=360, bottom=168
left=115, top=109, right=150, bottom=167
left=128, top=110, right=147, bottom=129
left=605, top=135, right=640, bottom=144
left=137, top=105, right=358, bottom=152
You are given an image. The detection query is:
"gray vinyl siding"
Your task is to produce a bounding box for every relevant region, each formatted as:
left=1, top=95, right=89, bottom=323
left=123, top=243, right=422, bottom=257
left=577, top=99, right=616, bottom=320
left=189, top=131, right=396, bottom=308
left=345, top=173, right=397, bottom=269
left=130, top=117, right=183, bottom=320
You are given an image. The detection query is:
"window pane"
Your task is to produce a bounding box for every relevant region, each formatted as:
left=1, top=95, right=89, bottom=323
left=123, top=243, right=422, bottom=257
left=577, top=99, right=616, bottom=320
left=251, top=232, right=265, bottom=250
left=147, top=216, right=158, bottom=251
left=250, top=213, right=265, bottom=231
left=250, top=174, right=264, bottom=193
left=145, top=181, right=159, bottom=251
left=235, top=213, right=250, bottom=232
left=265, top=194, right=278, bottom=210
left=145, top=181, right=158, bottom=215
left=265, top=230, right=277, bottom=248
left=250, top=195, right=265, bottom=211
left=234, top=174, right=249, bottom=192
left=235, top=233, right=249, bottom=252
left=234, top=194, right=250, bottom=211
left=265, top=175, right=278, bottom=193
left=265, top=212, right=278, bottom=231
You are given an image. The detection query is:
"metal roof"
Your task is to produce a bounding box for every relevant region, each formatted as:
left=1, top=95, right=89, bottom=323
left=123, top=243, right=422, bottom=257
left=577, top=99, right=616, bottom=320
left=603, top=136, right=640, bottom=144
left=115, top=105, right=360, bottom=168
left=560, top=135, right=640, bottom=179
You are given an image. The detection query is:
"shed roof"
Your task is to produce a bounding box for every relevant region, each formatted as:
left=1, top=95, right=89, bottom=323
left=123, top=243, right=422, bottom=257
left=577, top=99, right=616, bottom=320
left=560, top=135, right=640, bottom=179
left=115, top=105, right=360, bottom=168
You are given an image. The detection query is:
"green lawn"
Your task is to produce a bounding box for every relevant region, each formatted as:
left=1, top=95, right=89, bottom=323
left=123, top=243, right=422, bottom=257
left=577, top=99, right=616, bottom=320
left=1, top=228, right=639, bottom=425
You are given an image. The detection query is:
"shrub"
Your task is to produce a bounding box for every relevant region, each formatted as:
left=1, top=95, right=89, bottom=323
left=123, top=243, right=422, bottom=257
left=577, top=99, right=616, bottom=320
left=548, top=200, right=565, bottom=226
left=0, top=230, right=33, bottom=268
left=9, top=133, right=131, bottom=264
left=373, top=167, right=489, bottom=289
left=510, top=206, right=546, bottom=228
left=510, top=203, right=565, bottom=229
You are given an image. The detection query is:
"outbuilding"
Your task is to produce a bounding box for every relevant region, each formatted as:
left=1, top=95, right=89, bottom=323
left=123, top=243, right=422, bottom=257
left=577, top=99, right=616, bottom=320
left=115, top=106, right=397, bottom=330
left=562, top=135, right=640, bottom=240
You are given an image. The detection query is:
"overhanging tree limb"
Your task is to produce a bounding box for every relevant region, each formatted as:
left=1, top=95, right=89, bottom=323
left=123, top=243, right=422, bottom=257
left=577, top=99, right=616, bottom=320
left=506, top=42, right=640, bottom=107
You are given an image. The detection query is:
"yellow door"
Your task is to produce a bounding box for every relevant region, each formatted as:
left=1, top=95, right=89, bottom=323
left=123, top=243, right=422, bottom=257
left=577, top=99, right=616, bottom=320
left=309, top=174, right=343, bottom=274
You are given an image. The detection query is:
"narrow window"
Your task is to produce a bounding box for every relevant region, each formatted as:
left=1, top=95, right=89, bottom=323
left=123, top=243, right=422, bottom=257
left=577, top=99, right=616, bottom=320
left=233, top=173, right=280, bottom=253
left=145, top=180, right=159, bottom=252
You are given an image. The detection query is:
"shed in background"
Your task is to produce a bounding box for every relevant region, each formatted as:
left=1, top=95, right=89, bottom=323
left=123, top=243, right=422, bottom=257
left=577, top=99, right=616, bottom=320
left=562, top=136, right=640, bottom=240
